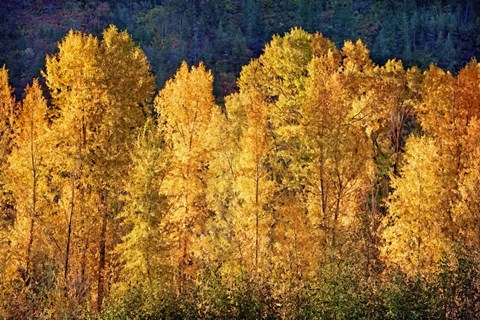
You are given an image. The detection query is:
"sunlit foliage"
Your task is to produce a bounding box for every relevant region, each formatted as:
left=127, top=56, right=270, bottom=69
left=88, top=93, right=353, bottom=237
left=0, top=25, right=479, bottom=319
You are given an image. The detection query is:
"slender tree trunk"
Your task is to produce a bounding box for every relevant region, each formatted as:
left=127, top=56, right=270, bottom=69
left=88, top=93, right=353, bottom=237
left=65, top=116, right=85, bottom=287
left=79, top=233, right=89, bottom=300
left=179, top=133, right=194, bottom=295
left=319, top=147, right=327, bottom=233
left=179, top=191, right=189, bottom=295
left=25, top=218, right=35, bottom=285
left=64, top=175, right=74, bottom=285
left=332, top=193, right=341, bottom=247
left=181, top=231, right=187, bottom=294
left=26, top=115, right=37, bottom=285
left=97, top=194, right=108, bottom=313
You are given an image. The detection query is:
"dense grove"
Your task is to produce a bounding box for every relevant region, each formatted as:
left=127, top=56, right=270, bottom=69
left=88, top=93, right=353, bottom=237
left=0, top=23, right=480, bottom=319
left=1, top=0, right=479, bottom=100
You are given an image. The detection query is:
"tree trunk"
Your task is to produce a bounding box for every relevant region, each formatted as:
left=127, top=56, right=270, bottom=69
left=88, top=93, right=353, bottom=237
left=64, top=174, right=75, bottom=285
left=26, top=117, right=37, bottom=285
left=25, top=218, right=35, bottom=285
left=96, top=194, right=108, bottom=313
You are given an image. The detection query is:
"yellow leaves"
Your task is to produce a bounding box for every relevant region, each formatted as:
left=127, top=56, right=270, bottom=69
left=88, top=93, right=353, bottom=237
left=406, top=66, right=422, bottom=94
left=452, top=117, right=480, bottom=248
left=456, top=59, right=480, bottom=124
left=155, top=63, right=221, bottom=214
left=7, top=79, right=50, bottom=205
left=0, top=66, right=15, bottom=108
left=46, top=25, right=154, bottom=132
left=153, top=61, right=224, bottom=289
left=15, top=80, right=49, bottom=144
left=303, top=43, right=375, bottom=250
left=44, top=25, right=155, bottom=196
left=45, top=30, right=99, bottom=105
left=0, top=66, right=17, bottom=159
left=235, top=90, right=273, bottom=204
left=311, top=33, right=341, bottom=63
left=5, top=24, right=480, bottom=312
left=3, top=79, right=53, bottom=286
left=223, top=78, right=276, bottom=280
left=239, top=27, right=314, bottom=106
left=155, top=62, right=217, bottom=152
left=383, top=136, right=454, bottom=275
left=234, top=30, right=380, bottom=282
left=39, top=26, right=156, bottom=307
left=417, top=65, right=456, bottom=141
left=100, top=25, right=155, bottom=112
left=341, top=39, right=373, bottom=75
left=262, top=28, right=312, bottom=84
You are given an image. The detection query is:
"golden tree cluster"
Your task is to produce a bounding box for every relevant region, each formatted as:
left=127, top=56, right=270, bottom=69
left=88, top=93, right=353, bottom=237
left=0, top=25, right=479, bottom=318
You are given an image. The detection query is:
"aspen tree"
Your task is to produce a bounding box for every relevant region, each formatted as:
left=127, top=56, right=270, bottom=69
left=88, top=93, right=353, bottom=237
left=1, top=80, right=55, bottom=318
left=382, top=136, right=453, bottom=275
left=382, top=62, right=480, bottom=275
left=154, top=62, right=222, bottom=294
left=304, top=45, right=374, bottom=251
left=0, top=66, right=16, bottom=279
left=116, top=119, right=170, bottom=288
left=0, top=66, right=16, bottom=167
left=44, top=25, right=154, bottom=311
left=452, top=60, right=480, bottom=250
left=44, top=30, right=100, bottom=298
left=94, top=25, right=154, bottom=312
left=225, top=90, right=274, bottom=279
left=5, top=79, right=51, bottom=284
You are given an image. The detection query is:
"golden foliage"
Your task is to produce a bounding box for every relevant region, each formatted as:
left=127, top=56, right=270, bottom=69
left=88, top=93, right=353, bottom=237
left=1, top=26, right=480, bottom=318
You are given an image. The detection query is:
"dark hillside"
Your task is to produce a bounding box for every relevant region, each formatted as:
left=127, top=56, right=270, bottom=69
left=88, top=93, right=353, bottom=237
left=1, top=0, right=478, bottom=98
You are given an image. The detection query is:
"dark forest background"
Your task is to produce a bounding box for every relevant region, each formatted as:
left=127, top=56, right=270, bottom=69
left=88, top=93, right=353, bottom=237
left=1, top=0, right=478, bottom=100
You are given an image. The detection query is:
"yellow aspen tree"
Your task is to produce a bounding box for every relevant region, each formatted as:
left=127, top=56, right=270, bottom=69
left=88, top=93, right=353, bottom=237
left=154, top=62, right=223, bottom=295
left=382, top=62, right=480, bottom=276
left=456, top=59, right=480, bottom=127
left=382, top=136, right=454, bottom=275
left=0, top=66, right=17, bottom=279
left=416, top=65, right=464, bottom=251
left=348, top=59, right=422, bottom=276
left=416, top=65, right=459, bottom=171
left=303, top=53, right=341, bottom=250
left=5, top=79, right=50, bottom=281
left=381, top=65, right=465, bottom=276
left=199, top=95, right=241, bottom=283
left=304, top=50, right=374, bottom=252
left=358, top=60, right=421, bottom=174
left=116, top=119, right=171, bottom=290
left=195, top=90, right=266, bottom=289
left=454, top=119, right=480, bottom=250
left=2, top=80, right=53, bottom=318
left=453, top=60, right=480, bottom=250
left=0, top=66, right=17, bottom=167
left=236, top=30, right=353, bottom=314
left=94, top=25, right=154, bottom=312
left=236, top=30, right=310, bottom=310
left=225, top=89, right=274, bottom=280
left=44, top=25, right=154, bottom=311
left=237, top=29, right=349, bottom=316
left=238, top=28, right=329, bottom=191
left=44, top=30, right=100, bottom=302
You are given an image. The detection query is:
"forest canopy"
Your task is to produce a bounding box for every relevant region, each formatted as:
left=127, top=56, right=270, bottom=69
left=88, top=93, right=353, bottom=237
left=0, top=1, right=480, bottom=319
